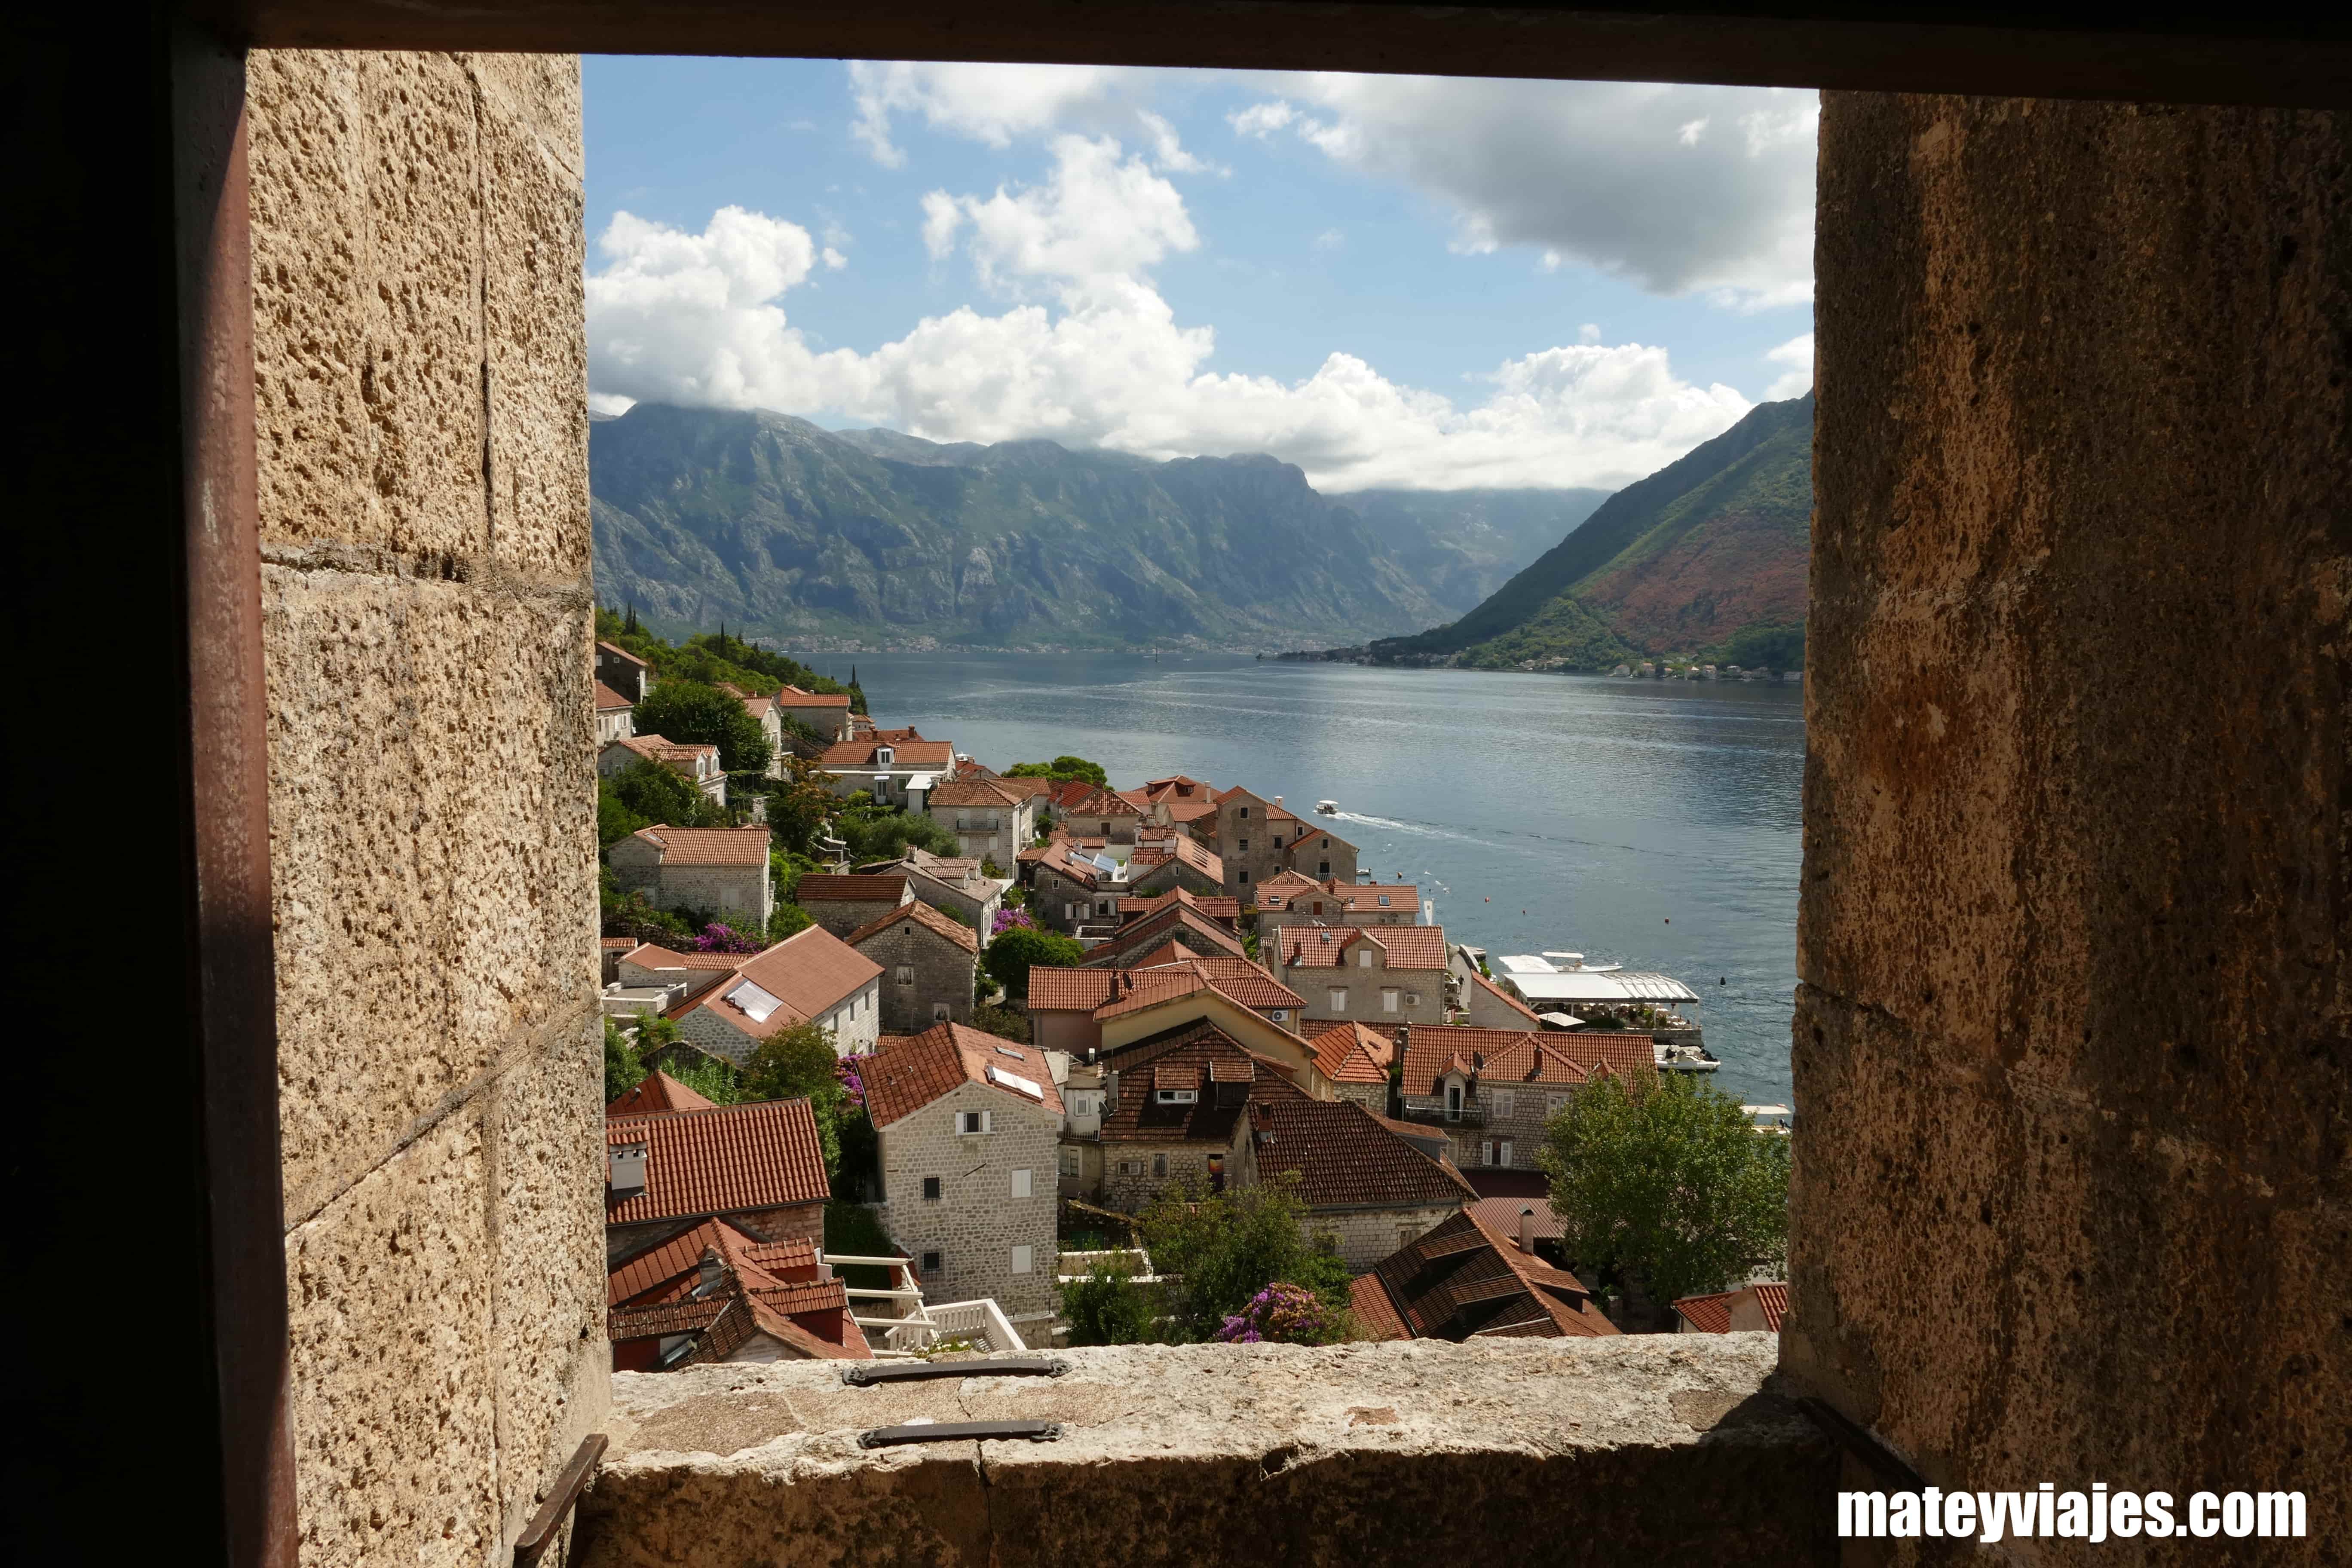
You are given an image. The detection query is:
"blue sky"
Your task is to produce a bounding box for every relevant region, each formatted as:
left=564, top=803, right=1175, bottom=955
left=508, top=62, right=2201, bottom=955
left=582, top=59, right=1815, bottom=492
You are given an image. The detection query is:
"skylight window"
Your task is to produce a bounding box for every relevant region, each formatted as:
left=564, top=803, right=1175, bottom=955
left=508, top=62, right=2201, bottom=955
left=728, top=979, right=785, bottom=1023
left=993, top=1045, right=1026, bottom=1060
left=986, top=1065, right=1045, bottom=1100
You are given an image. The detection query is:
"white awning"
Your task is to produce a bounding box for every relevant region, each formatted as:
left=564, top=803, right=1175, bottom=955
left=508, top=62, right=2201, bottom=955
left=903, top=772, right=941, bottom=793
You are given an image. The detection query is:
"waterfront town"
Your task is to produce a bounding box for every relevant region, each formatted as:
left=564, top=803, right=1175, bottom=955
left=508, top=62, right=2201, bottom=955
left=593, top=620, right=1788, bottom=1364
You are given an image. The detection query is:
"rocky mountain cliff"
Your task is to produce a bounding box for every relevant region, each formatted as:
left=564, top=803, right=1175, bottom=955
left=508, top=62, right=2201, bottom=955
left=588, top=405, right=1604, bottom=652
left=1363, top=394, right=1813, bottom=670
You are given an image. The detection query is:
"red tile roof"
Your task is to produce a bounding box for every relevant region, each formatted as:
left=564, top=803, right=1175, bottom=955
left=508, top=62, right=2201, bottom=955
left=605, top=1098, right=831, bottom=1226
left=628, top=825, right=773, bottom=867
left=776, top=685, right=853, bottom=708
left=1361, top=1207, right=1617, bottom=1342
left=1249, top=1098, right=1474, bottom=1210
left=928, top=775, right=1027, bottom=808
left=669, top=925, right=884, bottom=1042
left=1026, top=968, right=1122, bottom=1011
left=1468, top=1197, right=1565, bottom=1248
left=862, top=1022, right=1064, bottom=1127
left=1261, top=879, right=1419, bottom=916
left=602, top=936, right=637, bottom=951
left=606, top=1069, right=720, bottom=1118
left=1277, top=925, right=1450, bottom=971
left=594, top=680, right=635, bottom=711
left=1673, top=1291, right=1734, bottom=1333
left=1096, top=1026, right=1309, bottom=1144
left=1309, top=1022, right=1397, bottom=1085
left=607, top=1217, right=869, bottom=1360
left=843, top=897, right=980, bottom=955
left=1131, top=834, right=1223, bottom=885
left=1081, top=905, right=1252, bottom=968
left=1470, top=968, right=1547, bottom=1025
left=794, top=873, right=910, bottom=903
left=598, top=639, right=650, bottom=667
left=1349, top=1270, right=1411, bottom=1341
left=1398, top=1025, right=1658, bottom=1097
left=1750, top=1282, right=1790, bottom=1329
left=820, top=738, right=956, bottom=768
left=621, top=943, right=747, bottom=972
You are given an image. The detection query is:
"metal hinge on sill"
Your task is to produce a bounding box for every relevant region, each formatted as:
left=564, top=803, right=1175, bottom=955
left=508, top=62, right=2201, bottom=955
left=861, top=1419, right=1063, bottom=1449
left=841, top=1356, right=1070, bottom=1386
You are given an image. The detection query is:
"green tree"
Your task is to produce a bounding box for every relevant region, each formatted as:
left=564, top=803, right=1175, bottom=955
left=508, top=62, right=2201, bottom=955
left=982, top=925, right=1084, bottom=998
left=741, top=1021, right=847, bottom=1175
left=602, top=1020, right=645, bottom=1103
left=1537, top=1072, right=1791, bottom=1311
left=838, top=805, right=956, bottom=861
left=1005, top=754, right=1108, bottom=787
left=607, top=757, right=720, bottom=830
left=632, top=679, right=772, bottom=774
left=1137, top=1176, right=1352, bottom=1342
left=1059, top=1259, right=1161, bottom=1346
left=662, top=1052, right=744, bottom=1105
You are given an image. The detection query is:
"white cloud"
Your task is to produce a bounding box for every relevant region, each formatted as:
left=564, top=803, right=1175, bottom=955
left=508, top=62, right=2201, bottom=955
left=586, top=180, right=1752, bottom=491
left=1232, top=76, right=1816, bottom=309
left=1764, top=331, right=1814, bottom=400
left=848, top=61, right=1214, bottom=174
left=1579, top=323, right=1602, bottom=343
left=1313, top=228, right=1345, bottom=252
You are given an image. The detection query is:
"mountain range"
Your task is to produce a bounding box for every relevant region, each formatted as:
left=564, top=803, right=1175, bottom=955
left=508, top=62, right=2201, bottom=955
left=1360, top=393, right=1813, bottom=671
left=587, top=405, right=1606, bottom=652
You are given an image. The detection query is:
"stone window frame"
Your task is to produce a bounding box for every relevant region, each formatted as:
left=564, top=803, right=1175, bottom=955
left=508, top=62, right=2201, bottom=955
left=922, top=1176, right=942, bottom=1201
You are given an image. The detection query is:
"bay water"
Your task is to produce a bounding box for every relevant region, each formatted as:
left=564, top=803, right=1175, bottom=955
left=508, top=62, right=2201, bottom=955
left=800, top=652, right=1804, bottom=1105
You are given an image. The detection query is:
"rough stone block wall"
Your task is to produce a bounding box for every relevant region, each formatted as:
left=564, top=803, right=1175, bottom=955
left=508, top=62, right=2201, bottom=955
left=1311, top=1204, right=1461, bottom=1272
left=807, top=895, right=903, bottom=938
left=875, top=1082, right=1062, bottom=1317
left=1332, top=1081, right=1390, bottom=1118
left=855, top=922, right=977, bottom=1033
left=1792, top=94, right=2350, bottom=1539
left=250, top=49, right=607, bottom=1568
left=1099, top=1139, right=1224, bottom=1213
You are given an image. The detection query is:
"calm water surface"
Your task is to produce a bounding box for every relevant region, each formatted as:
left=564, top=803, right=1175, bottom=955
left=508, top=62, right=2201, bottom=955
left=797, top=652, right=1804, bottom=1105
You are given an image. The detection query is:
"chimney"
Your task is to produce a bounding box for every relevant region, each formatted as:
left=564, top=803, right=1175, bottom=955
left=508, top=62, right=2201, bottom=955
left=698, top=1246, right=725, bottom=1295
left=606, top=1138, right=647, bottom=1199
left=1274, top=796, right=1283, bottom=809
left=1519, top=1207, right=1536, bottom=1256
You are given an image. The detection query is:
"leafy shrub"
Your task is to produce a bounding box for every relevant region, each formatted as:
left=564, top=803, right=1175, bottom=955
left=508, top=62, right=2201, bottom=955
left=1138, top=1176, right=1351, bottom=1341
left=1214, top=1283, right=1350, bottom=1346
left=633, top=679, right=772, bottom=774
left=983, top=925, right=1084, bottom=997
left=1060, top=1260, right=1161, bottom=1346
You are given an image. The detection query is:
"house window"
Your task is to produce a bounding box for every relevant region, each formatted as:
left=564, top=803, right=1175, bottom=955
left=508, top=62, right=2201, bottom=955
left=896, top=965, right=915, bottom=986
left=1382, top=988, right=1400, bottom=1013
left=1152, top=1153, right=1168, bottom=1178
left=1011, top=1167, right=1033, bottom=1198
left=1239, top=868, right=1251, bottom=883
left=1156, top=1088, right=1198, bottom=1105
left=1011, top=1244, right=1034, bottom=1275
left=1359, top=949, right=1375, bottom=968
left=931, top=1002, right=951, bottom=1023
left=957, top=1110, right=993, bottom=1135
left=922, top=1250, right=942, bottom=1274
left=1377, top=894, right=1390, bottom=907
left=1329, top=988, right=1348, bottom=1013
left=1446, top=1084, right=1463, bottom=1121
left=1319, top=861, right=1331, bottom=875
left=1238, top=806, right=1250, bottom=819
left=1059, top=1147, right=1082, bottom=1177
left=1547, top=1094, right=1566, bottom=1117
left=1481, top=1140, right=1495, bottom=1166
left=1498, top=1139, right=1515, bottom=1166
left=1239, top=839, right=1250, bottom=852
left=1492, top=1090, right=1516, bottom=1117
left=1118, top=1160, right=1143, bottom=1176
left=922, top=1176, right=942, bottom=1201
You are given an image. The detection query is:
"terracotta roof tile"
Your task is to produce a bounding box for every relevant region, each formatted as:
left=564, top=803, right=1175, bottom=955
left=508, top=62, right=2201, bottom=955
left=1367, top=1207, right=1617, bottom=1342
left=1081, top=905, right=1251, bottom=968
left=1095, top=1026, right=1308, bottom=1144
left=1278, top=925, right=1450, bottom=971
left=598, top=639, right=650, bottom=667
left=1248, top=1098, right=1474, bottom=1210
left=794, top=873, right=911, bottom=903
left=1468, top=1197, right=1565, bottom=1247
left=1672, top=1291, right=1734, bottom=1333
left=843, top=897, right=980, bottom=955
left=776, top=685, right=853, bottom=708
left=927, top=776, right=1026, bottom=808
left=606, top=1069, right=720, bottom=1118
left=820, top=738, right=956, bottom=768
left=1117, top=888, right=1241, bottom=925
left=594, top=680, right=635, bottom=711
left=1026, top=968, right=1122, bottom=1011
left=1309, top=1022, right=1398, bottom=1085
left=1750, top=1282, right=1789, bottom=1329
left=622, top=943, right=747, bottom=972
left=1348, top=1270, right=1411, bottom=1341
left=629, top=825, right=772, bottom=867
left=1398, top=1025, right=1657, bottom=1097
left=605, top=1098, right=831, bottom=1225
left=670, top=926, right=884, bottom=1043
left=863, top=1022, right=1064, bottom=1127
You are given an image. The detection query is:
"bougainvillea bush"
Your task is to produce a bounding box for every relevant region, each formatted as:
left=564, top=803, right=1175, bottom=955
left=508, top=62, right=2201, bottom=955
left=1213, top=1283, right=1351, bottom=1346
left=692, top=921, right=765, bottom=953
left=991, top=907, right=1035, bottom=937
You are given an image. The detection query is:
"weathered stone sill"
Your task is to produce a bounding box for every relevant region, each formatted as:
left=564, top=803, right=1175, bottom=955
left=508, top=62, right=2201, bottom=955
left=579, top=1336, right=1834, bottom=1567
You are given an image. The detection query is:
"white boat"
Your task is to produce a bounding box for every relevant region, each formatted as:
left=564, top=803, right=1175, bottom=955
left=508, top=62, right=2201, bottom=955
left=1314, top=799, right=1339, bottom=815
left=1654, top=1040, right=1721, bottom=1073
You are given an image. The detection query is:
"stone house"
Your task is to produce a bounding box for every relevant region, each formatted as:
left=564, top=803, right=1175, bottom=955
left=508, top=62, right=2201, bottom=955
left=606, top=1219, right=868, bottom=1368
left=1276, top=924, right=1451, bottom=1030
left=1234, top=1095, right=1476, bottom=1270
left=1081, top=1026, right=1310, bottom=1214
left=1395, top=1024, right=1657, bottom=1172
left=1125, top=833, right=1226, bottom=898
left=594, top=679, right=636, bottom=745
left=1079, top=901, right=1254, bottom=969
left=600, top=732, right=727, bottom=806
left=1028, top=838, right=1125, bottom=937
left=775, top=684, right=855, bottom=743
left=1112, top=887, right=1242, bottom=932
left=1308, top=1021, right=1399, bottom=1116
left=720, top=685, right=785, bottom=778
left=924, top=775, right=1037, bottom=868
left=606, top=825, right=774, bottom=927
left=816, top=730, right=956, bottom=807
left=1209, top=787, right=1363, bottom=897
left=665, top=925, right=884, bottom=1064
left=863, top=1023, right=1064, bottom=1322
left=598, top=638, right=652, bottom=702
left=846, top=898, right=980, bottom=1032
left=1255, top=876, right=1421, bottom=944
left=1028, top=958, right=1307, bottom=1056
left=604, top=1096, right=832, bottom=1265
left=1349, top=1207, right=1618, bottom=1342
left=606, top=1068, right=719, bottom=1119
left=1052, top=784, right=1144, bottom=852
left=794, top=872, right=914, bottom=938
left=858, top=849, right=1007, bottom=938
